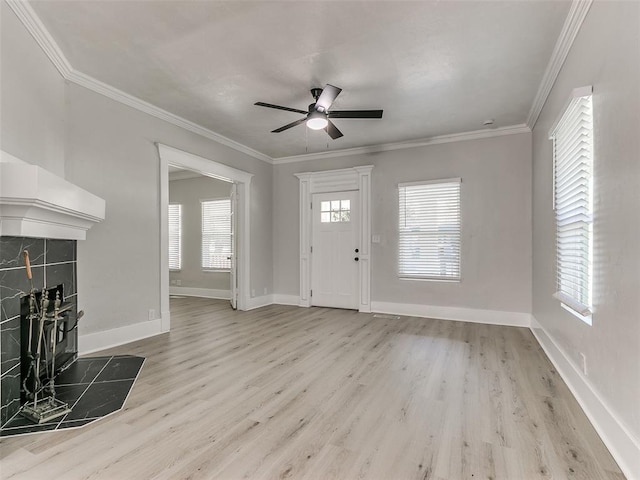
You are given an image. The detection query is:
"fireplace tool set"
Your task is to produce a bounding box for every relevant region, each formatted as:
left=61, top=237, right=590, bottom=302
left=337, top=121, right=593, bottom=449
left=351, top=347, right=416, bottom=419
left=19, top=249, right=77, bottom=424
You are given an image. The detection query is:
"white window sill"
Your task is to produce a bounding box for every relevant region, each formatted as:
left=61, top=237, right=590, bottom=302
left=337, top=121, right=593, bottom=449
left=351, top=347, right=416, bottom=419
left=553, top=292, right=592, bottom=325
left=399, top=276, right=461, bottom=283
left=202, top=269, right=231, bottom=273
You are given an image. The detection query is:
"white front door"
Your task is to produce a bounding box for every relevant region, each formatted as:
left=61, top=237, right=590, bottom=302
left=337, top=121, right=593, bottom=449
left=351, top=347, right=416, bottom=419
left=311, top=191, right=359, bottom=309
left=229, top=183, right=237, bottom=310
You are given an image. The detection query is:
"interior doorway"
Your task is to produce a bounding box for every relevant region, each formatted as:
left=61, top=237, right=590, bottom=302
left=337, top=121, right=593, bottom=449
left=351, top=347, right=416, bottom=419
left=158, top=144, right=253, bottom=332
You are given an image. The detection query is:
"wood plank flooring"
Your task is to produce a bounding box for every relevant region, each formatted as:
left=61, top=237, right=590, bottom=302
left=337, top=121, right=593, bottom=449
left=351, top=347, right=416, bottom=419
left=0, top=298, right=625, bottom=479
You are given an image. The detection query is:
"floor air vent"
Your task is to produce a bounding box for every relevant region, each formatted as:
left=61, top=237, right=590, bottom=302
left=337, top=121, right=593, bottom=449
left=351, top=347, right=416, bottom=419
left=373, top=314, right=401, bottom=320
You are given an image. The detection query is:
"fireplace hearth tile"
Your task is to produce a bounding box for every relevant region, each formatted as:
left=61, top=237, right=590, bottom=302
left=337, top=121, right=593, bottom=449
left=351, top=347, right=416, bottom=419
left=0, top=366, right=21, bottom=425
left=95, top=356, right=145, bottom=382
left=0, top=317, right=21, bottom=374
left=65, top=379, right=135, bottom=421
left=45, top=262, right=76, bottom=296
left=0, top=237, right=45, bottom=269
left=0, top=355, right=144, bottom=437
left=45, top=239, right=76, bottom=264
left=0, top=266, right=45, bottom=321
left=55, top=357, right=111, bottom=386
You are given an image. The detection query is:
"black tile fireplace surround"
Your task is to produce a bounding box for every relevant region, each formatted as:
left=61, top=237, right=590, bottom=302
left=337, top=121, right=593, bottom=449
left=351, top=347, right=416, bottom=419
left=1, top=236, right=78, bottom=426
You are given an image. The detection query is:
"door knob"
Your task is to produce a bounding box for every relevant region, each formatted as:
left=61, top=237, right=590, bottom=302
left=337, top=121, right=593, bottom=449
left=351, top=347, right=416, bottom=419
left=355, top=248, right=359, bottom=253
left=354, top=257, right=359, bottom=261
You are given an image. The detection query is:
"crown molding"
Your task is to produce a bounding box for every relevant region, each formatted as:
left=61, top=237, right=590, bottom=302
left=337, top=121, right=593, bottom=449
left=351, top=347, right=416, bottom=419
left=9, top=0, right=578, bottom=166
left=6, top=0, right=273, bottom=165
left=5, top=0, right=73, bottom=77
left=66, top=70, right=273, bottom=164
left=272, top=124, right=531, bottom=165
left=526, top=0, right=593, bottom=130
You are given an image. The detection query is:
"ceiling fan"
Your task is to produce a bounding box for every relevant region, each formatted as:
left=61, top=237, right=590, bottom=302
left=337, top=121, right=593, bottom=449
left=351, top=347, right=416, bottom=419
left=254, top=84, right=383, bottom=139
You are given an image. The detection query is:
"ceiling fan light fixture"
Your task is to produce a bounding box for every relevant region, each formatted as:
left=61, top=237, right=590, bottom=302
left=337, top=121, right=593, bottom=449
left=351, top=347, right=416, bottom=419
left=307, top=111, right=328, bottom=130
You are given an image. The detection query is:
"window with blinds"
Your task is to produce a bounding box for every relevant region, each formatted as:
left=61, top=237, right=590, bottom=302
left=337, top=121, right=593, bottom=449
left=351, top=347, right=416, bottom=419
left=168, top=204, right=182, bottom=270
left=550, top=88, right=593, bottom=318
left=398, top=178, right=461, bottom=281
left=201, top=198, right=231, bottom=270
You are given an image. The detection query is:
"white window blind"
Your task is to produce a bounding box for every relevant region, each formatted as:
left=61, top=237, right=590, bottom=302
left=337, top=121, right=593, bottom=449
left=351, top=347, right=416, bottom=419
left=168, top=204, right=182, bottom=270
left=201, top=199, right=231, bottom=270
left=398, top=179, right=461, bottom=280
left=550, top=90, right=593, bottom=316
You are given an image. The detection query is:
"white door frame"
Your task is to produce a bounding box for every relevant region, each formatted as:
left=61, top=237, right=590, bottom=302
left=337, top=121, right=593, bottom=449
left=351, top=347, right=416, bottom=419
left=295, top=165, right=373, bottom=313
left=158, top=144, right=253, bottom=332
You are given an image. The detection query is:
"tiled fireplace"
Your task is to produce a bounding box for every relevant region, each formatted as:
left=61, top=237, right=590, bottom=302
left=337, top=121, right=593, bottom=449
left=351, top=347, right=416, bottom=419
left=0, top=236, right=79, bottom=425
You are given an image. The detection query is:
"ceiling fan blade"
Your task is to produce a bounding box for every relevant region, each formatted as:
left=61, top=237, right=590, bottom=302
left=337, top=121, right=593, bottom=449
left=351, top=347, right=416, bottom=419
left=328, top=110, right=383, bottom=119
left=255, top=102, right=308, bottom=115
left=271, top=117, right=307, bottom=133
left=315, top=84, right=342, bottom=112
left=325, top=120, right=343, bottom=140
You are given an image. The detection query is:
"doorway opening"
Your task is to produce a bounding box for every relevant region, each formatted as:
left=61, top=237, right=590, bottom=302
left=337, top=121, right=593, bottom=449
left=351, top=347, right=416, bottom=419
left=158, top=144, right=253, bottom=332
left=295, top=166, right=373, bottom=312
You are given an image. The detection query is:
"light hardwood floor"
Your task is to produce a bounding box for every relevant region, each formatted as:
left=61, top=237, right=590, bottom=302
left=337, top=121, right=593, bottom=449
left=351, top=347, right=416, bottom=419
left=0, top=298, right=624, bottom=479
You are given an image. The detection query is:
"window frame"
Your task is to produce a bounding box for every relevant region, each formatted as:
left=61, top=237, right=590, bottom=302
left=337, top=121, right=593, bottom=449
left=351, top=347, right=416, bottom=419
left=397, top=177, right=462, bottom=282
left=200, top=197, right=232, bottom=272
left=549, top=85, right=594, bottom=323
left=168, top=203, right=182, bottom=271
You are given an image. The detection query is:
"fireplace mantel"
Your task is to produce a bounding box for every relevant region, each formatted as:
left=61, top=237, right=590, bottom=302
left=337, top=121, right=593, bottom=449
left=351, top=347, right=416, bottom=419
left=0, top=152, right=105, bottom=240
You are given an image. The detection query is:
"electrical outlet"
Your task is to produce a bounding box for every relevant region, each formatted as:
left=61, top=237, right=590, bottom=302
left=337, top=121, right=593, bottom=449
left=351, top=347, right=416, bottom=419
left=176, top=279, right=182, bottom=286
left=580, top=352, right=587, bottom=376
left=148, top=309, right=155, bottom=321
left=170, top=279, right=176, bottom=285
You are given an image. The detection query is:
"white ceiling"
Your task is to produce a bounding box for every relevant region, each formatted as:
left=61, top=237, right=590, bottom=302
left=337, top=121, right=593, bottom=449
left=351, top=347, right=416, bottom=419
left=29, top=0, right=571, bottom=159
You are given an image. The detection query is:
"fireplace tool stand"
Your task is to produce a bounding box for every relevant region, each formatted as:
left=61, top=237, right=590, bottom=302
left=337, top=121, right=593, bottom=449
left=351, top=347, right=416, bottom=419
left=20, top=250, right=72, bottom=424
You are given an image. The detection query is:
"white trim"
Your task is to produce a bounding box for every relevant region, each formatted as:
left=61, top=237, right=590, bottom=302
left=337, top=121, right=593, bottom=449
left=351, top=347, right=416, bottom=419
left=526, top=0, right=594, bottom=129
left=530, top=317, right=640, bottom=480
left=158, top=144, right=252, bottom=332
left=5, top=0, right=73, bottom=77
left=370, top=301, right=532, bottom=328
left=5, top=1, right=272, bottom=165
left=0, top=158, right=106, bottom=240
left=8, top=0, right=534, bottom=166
left=295, top=166, right=373, bottom=313
left=548, top=85, right=593, bottom=138
left=273, top=294, right=300, bottom=306
left=79, top=318, right=164, bottom=355
left=273, top=125, right=530, bottom=164
left=398, top=177, right=461, bottom=188
left=169, top=286, right=231, bottom=300
left=245, top=294, right=274, bottom=311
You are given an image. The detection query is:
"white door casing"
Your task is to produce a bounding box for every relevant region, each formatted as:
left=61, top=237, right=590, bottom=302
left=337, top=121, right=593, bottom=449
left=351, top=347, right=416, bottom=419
left=158, top=143, right=253, bottom=331
left=229, top=182, right=237, bottom=310
left=311, top=191, right=359, bottom=309
left=295, top=165, right=373, bottom=313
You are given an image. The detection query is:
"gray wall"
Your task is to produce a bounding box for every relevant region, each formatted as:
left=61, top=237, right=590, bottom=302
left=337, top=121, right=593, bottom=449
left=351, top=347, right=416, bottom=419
left=1, top=5, right=274, bottom=337
left=169, top=175, right=232, bottom=291
left=1, top=2, right=65, bottom=172
left=273, top=132, right=533, bottom=314
left=532, top=2, right=640, bottom=442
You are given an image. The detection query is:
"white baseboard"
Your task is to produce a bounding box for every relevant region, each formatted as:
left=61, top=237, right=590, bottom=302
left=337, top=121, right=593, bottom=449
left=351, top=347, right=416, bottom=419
left=530, top=317, right=640, bottom=479
left=169, top=286, right=230, bottom=300
left=370, top=301, right=532, bottom=327
left=245, top=294, right=274, bottom=310
left=79, top=318, right=164, bottom=355
left=272, top=294, right=300, bottom=306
